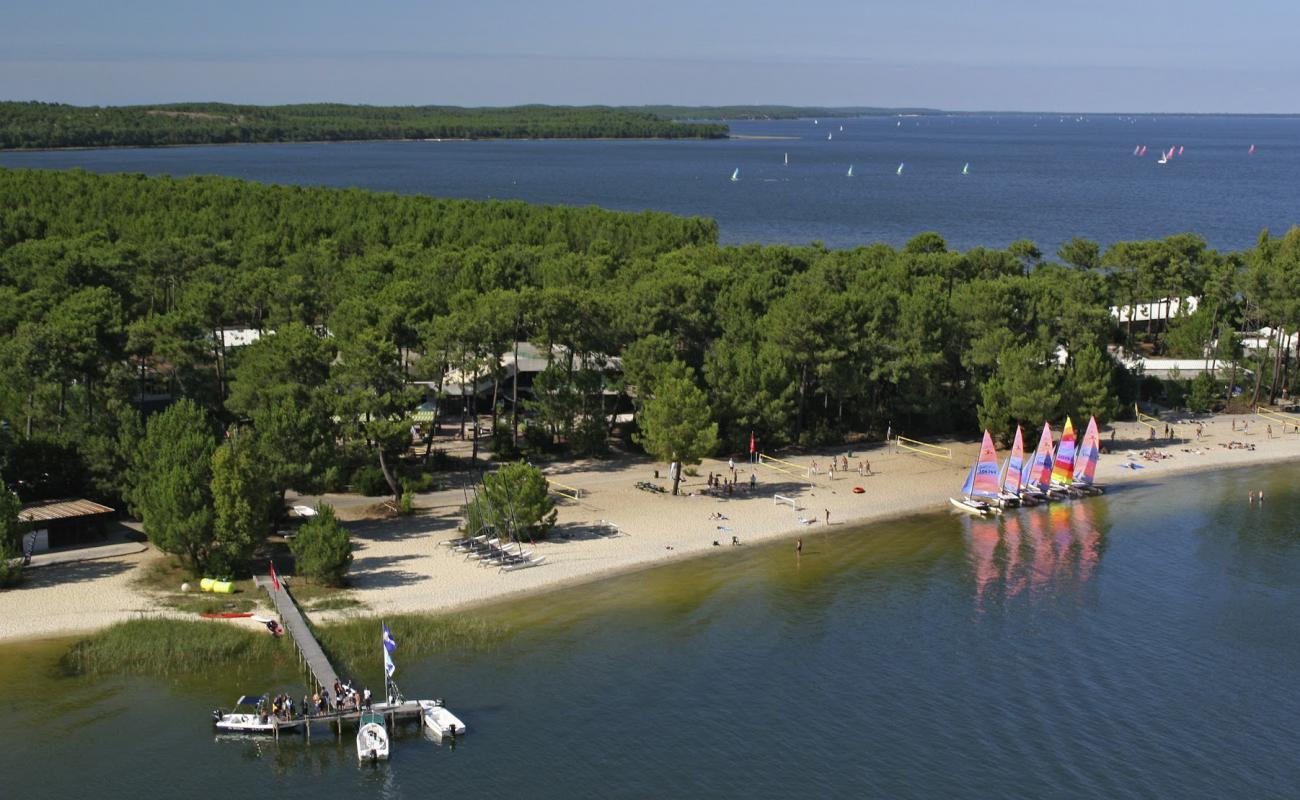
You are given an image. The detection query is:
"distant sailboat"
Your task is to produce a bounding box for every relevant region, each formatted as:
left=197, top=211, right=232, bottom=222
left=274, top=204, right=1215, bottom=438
left=784, top=152, right=789, bottom=166
left=1248, top=144, right=1256, bottom=155
left=950, top=431, right=1003, bottom=515
left=827, top=132, right=833, bottom=141
left=839, top=125, right=844, bottom=132
left=730, top=168, right=739, bottom=182
left=962, top=162, right=969, bottom=175
left=1139, top=145, right=1147, bottom=156
left=1133, top=145, right=1141, bottom=156
left=847, top=165, right=854, bottom=177
left=814, top=119, right=819, bottom=125
left=1177, top=145, right=1184, bottom=155
left=1157, top=150, right=1169, bottom=165
left=896, top=120, right=901, bottom=128
left=896, top=162, right=904, bottom=175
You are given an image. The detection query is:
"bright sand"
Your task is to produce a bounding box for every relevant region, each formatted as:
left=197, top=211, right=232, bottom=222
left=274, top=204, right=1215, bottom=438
left=1, top=414, right=1292, bottom=644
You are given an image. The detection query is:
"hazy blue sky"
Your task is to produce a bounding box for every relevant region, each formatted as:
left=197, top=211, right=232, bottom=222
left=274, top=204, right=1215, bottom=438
left=2, top=0, right=1294, bottom=112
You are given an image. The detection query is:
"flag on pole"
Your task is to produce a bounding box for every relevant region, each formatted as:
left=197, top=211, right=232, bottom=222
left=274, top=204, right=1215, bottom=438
left=749, top=430, right=756, bottom=456
left=382, top=623, right=397, bottom=654
left=269, top=560, right=280, bottom=592
left=384, top=647, right=396, bottom=678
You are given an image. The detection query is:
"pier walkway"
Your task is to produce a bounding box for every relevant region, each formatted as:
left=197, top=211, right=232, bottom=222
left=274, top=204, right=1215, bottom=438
left=254, top=575, right=339, bottom=693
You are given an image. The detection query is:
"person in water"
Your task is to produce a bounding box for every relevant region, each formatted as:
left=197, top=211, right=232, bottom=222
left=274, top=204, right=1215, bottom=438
left=796, top=538, right=803, bottom=556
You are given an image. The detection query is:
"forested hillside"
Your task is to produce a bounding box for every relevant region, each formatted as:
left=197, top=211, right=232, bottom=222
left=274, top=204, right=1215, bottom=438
left=2, top=167, right=1296, bottom=527
left=0, top=103, right=729, bottom=149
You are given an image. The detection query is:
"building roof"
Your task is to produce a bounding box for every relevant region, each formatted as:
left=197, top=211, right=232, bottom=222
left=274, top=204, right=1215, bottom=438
left=18, top=498, right=115, bottom=523
left=1110, top=297, right=1199, bottom=324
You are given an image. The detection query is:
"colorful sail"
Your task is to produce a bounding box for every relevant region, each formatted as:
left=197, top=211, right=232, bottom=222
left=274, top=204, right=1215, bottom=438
left=961, top=463, right=975, bottom=497
left=1002, top=426, right=1025, bottom=495
left=1073, top=416, right=1101, bottom=485
left=971, top=430, right=1002, bottom=499
left=1051, top=418, right=1077, bottom=485
left=1024, top=422, right=1055, bottom=489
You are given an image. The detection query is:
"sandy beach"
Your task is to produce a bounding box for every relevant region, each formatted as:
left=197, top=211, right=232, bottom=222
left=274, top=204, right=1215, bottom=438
left=2, top=413, right=1295, bottom=644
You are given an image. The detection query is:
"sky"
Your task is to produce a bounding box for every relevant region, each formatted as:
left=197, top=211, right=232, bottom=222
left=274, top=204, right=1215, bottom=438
left=2, top=0, right=1296, bottom=113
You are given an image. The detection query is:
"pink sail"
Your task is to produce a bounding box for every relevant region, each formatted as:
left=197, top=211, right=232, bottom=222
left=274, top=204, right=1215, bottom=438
left=1073, top=416, right=1101, bottom=485
left=971, top=430, right=1002, bottom=499
left=1002, top=426, right=1025, bottom=495
left=1027, top=423, right=1055, bottom=489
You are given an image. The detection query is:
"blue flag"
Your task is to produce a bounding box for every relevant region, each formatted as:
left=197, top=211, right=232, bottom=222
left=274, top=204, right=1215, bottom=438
left=383, top=623, right=397, bottom=654
left=384, top=647, right=396, bottom=678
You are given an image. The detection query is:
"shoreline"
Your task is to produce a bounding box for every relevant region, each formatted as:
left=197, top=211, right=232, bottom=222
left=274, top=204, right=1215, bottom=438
left=2, top=413, right=1296, bottom=647
left=0, top=134, right=730, bottom=155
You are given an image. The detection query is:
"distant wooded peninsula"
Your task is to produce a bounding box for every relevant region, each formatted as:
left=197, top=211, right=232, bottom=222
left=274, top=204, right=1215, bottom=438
left=0, top=102, right=735, bottom=149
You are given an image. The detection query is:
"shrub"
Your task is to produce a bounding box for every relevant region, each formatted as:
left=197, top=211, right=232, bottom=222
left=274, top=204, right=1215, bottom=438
left=522, top=422, right=551, bottom=454
left=289, top=504, right=353, bottom=586
left=570, top=415, right=608, bottom=457
left=398, top=491, right=414, bottom=516
left=351, top=465, right=389, bottom=497
left=490, top=422, right=521, bottom=460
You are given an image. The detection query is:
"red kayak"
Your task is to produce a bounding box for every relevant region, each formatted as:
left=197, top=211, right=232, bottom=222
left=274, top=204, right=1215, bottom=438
left=200, top=612, right=254, bottom=619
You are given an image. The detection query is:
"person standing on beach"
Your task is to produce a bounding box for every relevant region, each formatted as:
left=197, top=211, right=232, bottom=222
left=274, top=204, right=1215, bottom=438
left=825, top=508, right=830, bottom=524
left=749, top=472, right=757, bottom=490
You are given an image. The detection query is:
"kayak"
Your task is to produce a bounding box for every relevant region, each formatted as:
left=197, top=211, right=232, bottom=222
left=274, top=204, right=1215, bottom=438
left=200, top=612, right=254, bottom=619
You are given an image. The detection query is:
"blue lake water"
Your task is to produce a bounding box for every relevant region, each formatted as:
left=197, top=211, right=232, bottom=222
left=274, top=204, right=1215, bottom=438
left=3, top=464, right=1300, bottom=798
left=2, top=115, right=1297, bottom=252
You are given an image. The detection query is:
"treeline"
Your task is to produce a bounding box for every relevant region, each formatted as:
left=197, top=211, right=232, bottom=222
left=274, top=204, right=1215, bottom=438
left=2, top=168, right=1299, bottom=563
left=0, top=102, right=729, bottom=149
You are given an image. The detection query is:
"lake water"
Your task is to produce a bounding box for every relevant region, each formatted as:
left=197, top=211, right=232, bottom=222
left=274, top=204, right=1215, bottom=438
left=2, top=116, right=1298, bottom=252
left=3, top=464, right=1299, bottom=798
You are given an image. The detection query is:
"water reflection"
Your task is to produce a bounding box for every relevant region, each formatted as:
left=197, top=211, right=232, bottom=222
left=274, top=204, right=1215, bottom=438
left=966, top=499, right=1109, bottom=607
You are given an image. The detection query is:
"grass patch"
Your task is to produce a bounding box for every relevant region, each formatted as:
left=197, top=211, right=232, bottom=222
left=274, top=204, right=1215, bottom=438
left=166, top=596, right=258, bottom=615
left=302, top=595, right=365, bottom=612
left=316, top=613, right=507, bottom=674
left=133, top=557, right=259, bottom=614
left=61, top=618, right=282, bottom=677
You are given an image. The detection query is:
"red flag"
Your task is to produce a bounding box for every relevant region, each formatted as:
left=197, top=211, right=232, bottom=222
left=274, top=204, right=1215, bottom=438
left=269, top=560, right=280, bottom=592
left=749, top=431, right=756, bottom=455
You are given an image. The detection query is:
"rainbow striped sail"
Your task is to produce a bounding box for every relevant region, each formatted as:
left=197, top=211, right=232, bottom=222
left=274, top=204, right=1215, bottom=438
left=1001, top=425, right=1025, bottom=496
left=1051, top=418, right=1077, bottom=486
left=1073, top=416, right=1101, bottom=485
left=971, top=430, right=1002, bottom=499
left=1023, top=422, right=1055, bottom=490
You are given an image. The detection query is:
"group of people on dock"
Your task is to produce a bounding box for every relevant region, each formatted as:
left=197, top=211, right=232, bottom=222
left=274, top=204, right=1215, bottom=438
left=311, top=679, right=374, bottom=716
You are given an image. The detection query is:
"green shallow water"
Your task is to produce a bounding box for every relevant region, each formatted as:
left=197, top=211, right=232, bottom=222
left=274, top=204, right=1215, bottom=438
left=3, top=463, right=1300, bottom=798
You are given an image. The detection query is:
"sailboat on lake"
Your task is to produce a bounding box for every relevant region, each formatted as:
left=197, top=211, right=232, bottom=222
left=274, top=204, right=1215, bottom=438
left=997, top=425, right=1029, bottom=507
left=962, top=162, right=970, bottom=175
left=1021, top=422, right=1056, bottom=501
left=1050, top=417, right=1077, bottom=496
left=730, top=168, right=740, bottom=182
left=846, top=165, right=854, bottom=177
left=1072, top=416, right=1103, bottom=495
left=950, top=431, right=1002, bottom=516
left=896, top=162, right=905, bottom=175
left=784, top=152, right=789, bottom=166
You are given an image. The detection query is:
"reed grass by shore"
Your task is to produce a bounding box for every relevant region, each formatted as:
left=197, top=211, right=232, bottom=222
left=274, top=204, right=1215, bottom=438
left=61, top=617, right=285, bottom=676
left=316, top=613, right=506, bottom=674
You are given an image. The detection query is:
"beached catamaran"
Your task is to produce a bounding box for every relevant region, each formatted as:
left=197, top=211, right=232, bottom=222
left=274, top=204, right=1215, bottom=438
left=1050, top=418, right=1077, bottom=495
left=1072, top=416, right=1103, bottom=494
left=951, top=431, right=1003, bottom=515
left=1021, top=422, right=1056, bottom=501
left=997, top=425, right=1028, bottom=507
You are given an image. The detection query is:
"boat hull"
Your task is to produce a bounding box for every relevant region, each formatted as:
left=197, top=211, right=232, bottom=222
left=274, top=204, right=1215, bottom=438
left=357, top=722, right=390, bottom=761
left=949, top=497, right=993, bottom=516
left=213, top=712, right=277, bottom=734
left=419, top=700, right=467, bottom=737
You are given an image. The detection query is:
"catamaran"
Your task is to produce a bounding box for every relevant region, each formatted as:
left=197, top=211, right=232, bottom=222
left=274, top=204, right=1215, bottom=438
left=950, top=431, right=1002, bottom=515
left=847, top=165, right=854, bottom=177
left=1020, top=422, right=1056, bottom=502
left=1050, top=418, right=1078, bottom=496
left=730, top=168, right=740, bottom=182
left=827, top=132, right=833, bottom=141
left=896, top=162, right=904, bottom=175
left=997, top=425, right=1028, bottom=507
left=1072, top=416, right=1103, bottom=495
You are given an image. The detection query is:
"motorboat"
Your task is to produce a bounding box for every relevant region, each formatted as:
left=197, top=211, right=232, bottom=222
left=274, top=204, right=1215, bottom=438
left=419, top=699, right=467, bottom=738
left=213, top=695, right=277, bottom=734
left=357, top=712, right=390, bottom=761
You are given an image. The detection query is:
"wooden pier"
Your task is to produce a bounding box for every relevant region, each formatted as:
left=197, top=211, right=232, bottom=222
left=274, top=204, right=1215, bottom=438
left=254, top=575, right=340, bottom=693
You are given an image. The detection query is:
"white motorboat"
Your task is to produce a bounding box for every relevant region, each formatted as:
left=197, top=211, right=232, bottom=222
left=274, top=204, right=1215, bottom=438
left=419, top=699, right=467, bottom=738
left=357, top=712, right=390, bottom=761
left=213, top=695, right=278, bottom=734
